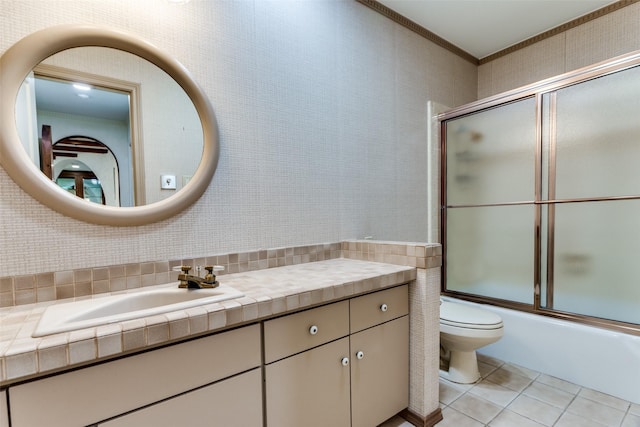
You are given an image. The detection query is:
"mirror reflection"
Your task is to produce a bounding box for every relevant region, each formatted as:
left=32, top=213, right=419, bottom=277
left=49, top=133, right=121, bottom=206
left=15, top=46, right=204, bottom=207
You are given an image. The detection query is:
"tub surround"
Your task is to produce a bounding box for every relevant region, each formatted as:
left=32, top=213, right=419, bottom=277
left=0, top=241, right=443, bottom=426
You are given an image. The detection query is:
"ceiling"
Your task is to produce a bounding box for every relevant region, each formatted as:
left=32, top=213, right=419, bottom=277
left=32, top=1, right=618, bottom=118
left=376, top=0, right=617, bottom=59
left=34, top=76, right=130, bottom=123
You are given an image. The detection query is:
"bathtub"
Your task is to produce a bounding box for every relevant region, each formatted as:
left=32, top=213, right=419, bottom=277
left=442, top=296, right=640, bottom=404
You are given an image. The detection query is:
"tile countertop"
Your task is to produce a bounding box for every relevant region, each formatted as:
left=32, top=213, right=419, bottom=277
left=0, top=258, right=416, bottom=386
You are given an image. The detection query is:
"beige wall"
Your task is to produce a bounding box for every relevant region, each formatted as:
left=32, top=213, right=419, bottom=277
left=478, top=2, right=640, bottom=99
left=0, top=0, right=476, bottom=277
left=3, top=1, right=637, bottom=278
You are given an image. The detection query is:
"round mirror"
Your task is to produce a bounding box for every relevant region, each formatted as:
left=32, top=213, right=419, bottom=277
left=29, top=46, right=204, bottom=208
left=0, top=25, right=219, bottom=226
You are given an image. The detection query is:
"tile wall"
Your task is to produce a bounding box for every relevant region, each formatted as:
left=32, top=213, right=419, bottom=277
left=0, top=241, right=442, bottom=309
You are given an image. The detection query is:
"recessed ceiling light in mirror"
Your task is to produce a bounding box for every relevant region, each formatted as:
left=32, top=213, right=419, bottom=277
left=73, top=83, right=91, bottom=91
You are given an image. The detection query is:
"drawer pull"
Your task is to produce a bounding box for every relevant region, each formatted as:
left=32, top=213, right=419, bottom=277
left=356, top=351, right=364, bottom=360
left=341, top=357, right=350, bottom=366
left=309, top=325, right=319, bottom=335
left=380, top=303, right=388, bottom=312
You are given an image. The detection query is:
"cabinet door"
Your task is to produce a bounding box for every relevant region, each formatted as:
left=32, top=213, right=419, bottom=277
left=99, top=368, right=262, bottom=427
left=9, top=324, right=260, bottom=427
left=350, top=316, right=409, bottom=427
left=265, top=337, right=350, bottom=427
left=0, top=390, right=8, bottom=427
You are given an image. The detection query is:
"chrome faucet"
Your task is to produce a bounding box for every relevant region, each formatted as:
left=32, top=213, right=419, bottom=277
left=178, top=265, right=220, bottom=289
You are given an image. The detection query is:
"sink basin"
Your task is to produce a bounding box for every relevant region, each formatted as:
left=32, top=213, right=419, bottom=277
left=33, top=285, right=244, bottom=337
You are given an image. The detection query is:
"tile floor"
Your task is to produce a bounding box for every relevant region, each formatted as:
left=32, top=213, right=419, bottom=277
left=382, top=354, right=640, bottom=427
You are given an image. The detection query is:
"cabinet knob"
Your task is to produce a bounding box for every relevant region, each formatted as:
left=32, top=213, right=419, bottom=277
left=380, top=303, right=388, bottom=312
left=356, top=351, right=364, bottom=360
left=341, top=357, right=350, bottom=366
left=309, top=325, right=319, bottom=335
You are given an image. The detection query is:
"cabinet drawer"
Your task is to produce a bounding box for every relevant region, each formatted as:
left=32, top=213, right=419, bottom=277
left=350, top=285, right=408, bottom=333
left=9, top=324, right=261, bottom=427
left=264, top=300, right=349, bottom=363
left=100, top=368, right=263, bottom=427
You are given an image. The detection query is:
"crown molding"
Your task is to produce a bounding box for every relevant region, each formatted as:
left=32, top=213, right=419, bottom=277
left=356, top=0, right=639, bottom=66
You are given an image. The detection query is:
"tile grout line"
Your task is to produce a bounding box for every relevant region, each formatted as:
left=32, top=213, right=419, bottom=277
left=439, top=357, right=636, bottom=427
left=551, top=388, right=581, bottom=427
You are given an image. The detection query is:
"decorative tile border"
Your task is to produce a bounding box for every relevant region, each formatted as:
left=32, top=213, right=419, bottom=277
left=0, top=241, right=441, bottom=309
left=0, top=242, right=353, bottom=308
left=341, top=240, right=442, bottom=269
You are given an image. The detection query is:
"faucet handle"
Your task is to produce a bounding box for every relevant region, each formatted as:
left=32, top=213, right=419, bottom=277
left=204, top=265, right=225, bottom=274
left=204, top=265, right=215, bottom=280
left=200, top=265, right=220, bottom=288
left=176, top=266, right=192, bottom=289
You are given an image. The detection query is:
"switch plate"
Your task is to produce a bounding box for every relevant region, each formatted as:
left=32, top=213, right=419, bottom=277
left=161, top=174, right=177, bottom=190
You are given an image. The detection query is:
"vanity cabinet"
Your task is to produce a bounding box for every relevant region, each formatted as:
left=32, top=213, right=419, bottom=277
left=264, top=285, right=408, bottom=427
left=8, top=324, right=261, bottom=427
left=7, top=284, right=409, bottom=427
left=98, top=368, right=262, bottom=427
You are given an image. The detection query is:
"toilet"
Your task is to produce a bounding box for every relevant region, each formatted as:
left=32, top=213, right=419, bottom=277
left=439, top=299, right=504, bottom=384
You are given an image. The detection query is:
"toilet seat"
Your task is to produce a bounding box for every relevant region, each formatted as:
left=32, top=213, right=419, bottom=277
left=440, top=301, right=503, bottom=330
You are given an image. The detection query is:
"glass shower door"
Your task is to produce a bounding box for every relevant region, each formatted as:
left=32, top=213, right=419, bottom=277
left=444, top=97, right=537, bottom=304
left=442, top=51, right=640, bottom=332
left=544, top=65, right=640, bottom=324
left=550, top=201, right=640, bottom=324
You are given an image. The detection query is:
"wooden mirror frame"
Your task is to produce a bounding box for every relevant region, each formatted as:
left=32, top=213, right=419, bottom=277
left=0, top=25, right=219, bottom=226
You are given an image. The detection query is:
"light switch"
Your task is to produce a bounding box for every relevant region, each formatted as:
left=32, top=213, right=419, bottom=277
left=161, top=174, right=177, bottom=190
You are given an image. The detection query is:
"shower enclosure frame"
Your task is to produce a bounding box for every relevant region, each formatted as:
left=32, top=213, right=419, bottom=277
left=439, top=49, right=640, bottom=336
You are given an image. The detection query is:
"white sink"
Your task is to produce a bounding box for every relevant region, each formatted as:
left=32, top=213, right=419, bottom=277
left=32, top=285, right=244, bottom=337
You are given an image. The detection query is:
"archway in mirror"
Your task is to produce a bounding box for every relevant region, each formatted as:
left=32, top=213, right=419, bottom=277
left=47, top=135, right=119, bottom=206
left=55, top=164, right=106, bottom=205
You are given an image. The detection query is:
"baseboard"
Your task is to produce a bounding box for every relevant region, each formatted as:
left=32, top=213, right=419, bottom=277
left=400, top=407, right=443, bottom=427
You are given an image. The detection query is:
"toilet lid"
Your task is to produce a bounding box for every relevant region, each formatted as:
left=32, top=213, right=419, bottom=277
left=440, top=301, right=503, bottom=329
